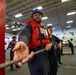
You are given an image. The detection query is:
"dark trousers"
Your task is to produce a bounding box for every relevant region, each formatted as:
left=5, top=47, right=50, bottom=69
left=10, top=50, right=14, bottom=69
left=10, top=50, right=19, bottom=69
left=56, top=48, right=61, bottom=63
left=28, top=47, right=50, bottom=75
left=61, top=47, right=63, bottom=55
left=48, top=50, right=58, bottom=75
left=70, top=47, right=74, bottom=54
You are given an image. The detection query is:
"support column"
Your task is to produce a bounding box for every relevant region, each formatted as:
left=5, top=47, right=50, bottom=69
left=0, top=0, right=6, bottom=74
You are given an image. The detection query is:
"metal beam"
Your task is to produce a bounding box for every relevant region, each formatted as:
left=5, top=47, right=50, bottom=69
left=6, top=0, right=35, bottom=12
left=6, top=16, right=25, bottom=25
left=6, top=0, right=57, bottom=14
left=7, top=0, right=21, bottom=7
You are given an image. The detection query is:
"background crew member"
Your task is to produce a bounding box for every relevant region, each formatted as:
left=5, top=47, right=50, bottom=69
left=47, top=26, right=62, bottom=75
left=7, top=35, right=20, bottom=71
left=68, top=40, right=74, bottom=54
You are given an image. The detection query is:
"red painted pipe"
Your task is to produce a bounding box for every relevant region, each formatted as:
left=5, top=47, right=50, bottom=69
left=0, top=0, right=6, bottom=74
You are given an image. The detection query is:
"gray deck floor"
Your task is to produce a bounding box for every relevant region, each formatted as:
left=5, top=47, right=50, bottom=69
left=5, top=47, right=76, bottom=75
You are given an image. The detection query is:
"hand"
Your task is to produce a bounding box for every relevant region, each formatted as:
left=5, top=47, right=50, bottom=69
left=54, top=45, right=57, bottom=49
left=14, top=51, right=34, bottom=66
left=13, top=41, right=34, bottom=66
left=45, top=43, right=52, bottom=51
left=58, top=42, right=62, bottom=50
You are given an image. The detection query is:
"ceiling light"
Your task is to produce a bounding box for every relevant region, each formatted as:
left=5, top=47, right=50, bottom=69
left=47, top=24, right=53, bottom=26
left=6, top=27, right=10, bottom=30
left=15, top=13, right=23, bottom=18
left=12, top=29, right=17, bottom=31
left=66, top=26, right=71, bottom=28
left=5, top=25, right=9, bottom=26
left=17, top=22, right=20, bottom=24
left=42, top=17, right=48, bottom=20
left=67, top=12, right=76, bottom=16
left=5, top=25, right=9, bottom=27
left=33, top=6, right=43, bottom=10
left=66, top=20, right=73, bottom=23
left=17, top=28, right=21, bottom=30
left=11, top=26, right=15, bottom=28
left=61, top=0, right=69, bottom=2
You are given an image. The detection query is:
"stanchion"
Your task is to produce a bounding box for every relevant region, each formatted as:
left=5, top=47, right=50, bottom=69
left=0, top=0, right=6, bottom=74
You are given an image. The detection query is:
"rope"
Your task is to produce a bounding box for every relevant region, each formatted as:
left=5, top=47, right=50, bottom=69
left=0, top=49, right=46, bottom=69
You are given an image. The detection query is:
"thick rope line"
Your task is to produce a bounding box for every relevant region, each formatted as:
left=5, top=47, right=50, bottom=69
left=0, top=49, right=46, bottom=69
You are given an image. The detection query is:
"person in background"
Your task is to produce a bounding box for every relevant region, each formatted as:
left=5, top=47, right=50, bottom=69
left=13, top=9, right=52, bottom=75
left=7, top=35, right=20, bottom=71
left=5, top=42, right=7, bottom=52
left=61, top=40, right=64, bottom=55
left=47, top=25, right=62, bottom=75
left=68, top=40, right=74, bottom=54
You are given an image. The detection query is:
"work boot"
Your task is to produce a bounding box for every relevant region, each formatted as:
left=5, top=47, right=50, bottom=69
left=59, top=62, right=63, bottom=64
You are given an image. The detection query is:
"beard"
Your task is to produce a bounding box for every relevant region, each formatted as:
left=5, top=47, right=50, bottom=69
left=33, top=18, right=42, bottom=24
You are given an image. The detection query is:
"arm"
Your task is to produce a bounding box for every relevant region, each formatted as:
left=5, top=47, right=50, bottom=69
left=53, top=35, right=61, bottom=44
left=18, top=25, right=32, bottom=45
left=55, top=36, right=62, bottom=49
left=13, top=25, right=34, bottom=66
left=52, top=35, right=61, bottom=49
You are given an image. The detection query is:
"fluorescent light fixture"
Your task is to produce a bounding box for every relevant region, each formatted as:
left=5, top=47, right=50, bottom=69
left=5, top=25, right=9, bottom=27
left=12, top=29, right=17, bottom=31
left=17, top=22, right=20, bottom=24
left=66, top=20, right=73, bottom=23
left=61, top=0, right=69, bottom=2
left=42, top=17, right=48, bottom=20
left=33, top=6, right=43, bottom=10
left=66, top=26, right=71, bottom=28
left=67, top=12, right=76, bottom=16
left=6, top=27, right=10, bottom=29
left=17, top=28, right=21, bottom=30
left=11, top=26, right=15, bottom=28
left=47, top=23, right=53, bottom=26
left=15, top=13, right=23, bottom=18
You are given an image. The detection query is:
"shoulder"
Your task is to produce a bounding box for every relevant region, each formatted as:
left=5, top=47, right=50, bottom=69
left=52, top=35, right=57, bottom=38
left=26, top=24, right=32, bottom=28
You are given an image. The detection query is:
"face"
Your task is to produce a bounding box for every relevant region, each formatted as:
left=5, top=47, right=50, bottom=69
left=48, top=27, right=53, bottom=33
left=13, top=37, right=16, bottom=41
left=32, top=13, right=42, bottom=23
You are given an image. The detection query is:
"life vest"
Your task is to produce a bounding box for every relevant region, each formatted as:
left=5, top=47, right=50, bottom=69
left=26, top=20, right=50, bottom=48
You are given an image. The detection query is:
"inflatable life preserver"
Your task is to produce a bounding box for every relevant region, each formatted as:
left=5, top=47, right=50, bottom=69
left=26, top=20, right=50, bottom=48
